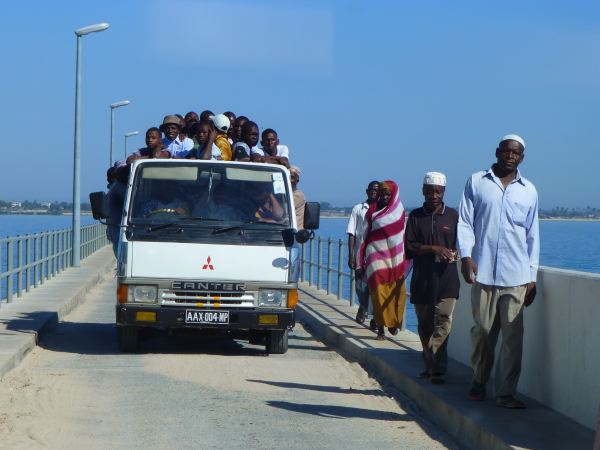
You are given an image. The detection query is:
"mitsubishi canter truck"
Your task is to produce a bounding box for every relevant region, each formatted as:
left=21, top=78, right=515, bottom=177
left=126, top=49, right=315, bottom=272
left=90, top=159, right=319, bottom=354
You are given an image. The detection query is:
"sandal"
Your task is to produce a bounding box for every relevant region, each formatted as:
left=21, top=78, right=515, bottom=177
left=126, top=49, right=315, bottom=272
left=468, top=381, right=486, bottom=401
left=376, top=327, right=385, bottom=340
left=388, top=327, right=399, bottom=336
left=355, top=307, right=366, bottom=325
left=369, top=319, right=377, bottom=332
left=496, top=395, right=527, bottom=409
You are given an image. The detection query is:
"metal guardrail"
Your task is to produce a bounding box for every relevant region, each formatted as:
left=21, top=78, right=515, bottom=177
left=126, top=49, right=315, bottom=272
left=0, top=222, right=109, bottom=303
left=299, top=235, right=356, bottom=304
left=299, top=234, right=408, bottom=330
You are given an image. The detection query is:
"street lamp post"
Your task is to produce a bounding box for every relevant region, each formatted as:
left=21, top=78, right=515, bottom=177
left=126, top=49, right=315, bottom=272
left=72, top=22, right=109, bottom=268
left=110, top=100, right=130, bottom=167
left=124, top=131, right=140, bottom=158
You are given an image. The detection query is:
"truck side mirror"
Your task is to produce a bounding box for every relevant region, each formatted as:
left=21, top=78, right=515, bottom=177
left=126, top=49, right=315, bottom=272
left=89, top=191, right=109, bottom=220
left=303, top=202, right=320, bottom=230
left=296, top=229, right=314, bottom=244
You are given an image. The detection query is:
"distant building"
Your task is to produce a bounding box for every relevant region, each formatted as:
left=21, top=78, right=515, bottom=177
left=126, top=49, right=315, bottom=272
left=10, top=202, right=21, bottom=208
left=41, top=202, right=51, bottom=208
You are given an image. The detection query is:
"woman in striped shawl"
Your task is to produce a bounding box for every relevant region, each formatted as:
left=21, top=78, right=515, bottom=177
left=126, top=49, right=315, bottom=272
left=357, top=180, right=410, bottom=340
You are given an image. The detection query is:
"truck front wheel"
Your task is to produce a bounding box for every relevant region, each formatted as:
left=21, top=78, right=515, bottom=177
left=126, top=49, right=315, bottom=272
left=117, top=326, right=139, bottom=353
left=265, top=329, right=288, bottom=354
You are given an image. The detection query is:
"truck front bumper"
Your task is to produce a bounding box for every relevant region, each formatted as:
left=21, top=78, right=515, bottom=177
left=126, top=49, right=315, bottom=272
left=116, top=304, right=295, bottom=330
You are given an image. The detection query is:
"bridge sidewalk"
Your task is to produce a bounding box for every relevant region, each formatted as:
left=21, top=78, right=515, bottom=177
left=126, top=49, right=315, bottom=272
left=297, top=282, right=595, bottom=450
left=0, top=247, right=114, bottom=378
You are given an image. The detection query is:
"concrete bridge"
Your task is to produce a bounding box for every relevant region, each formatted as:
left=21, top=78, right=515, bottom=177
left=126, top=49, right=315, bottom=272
left=0, top=245, right=597, bottom=449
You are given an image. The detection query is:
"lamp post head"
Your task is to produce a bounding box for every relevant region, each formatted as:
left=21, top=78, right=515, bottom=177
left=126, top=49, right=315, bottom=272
left=75, top=22, right=110, bottom=37
left=110, top=100, right=130, bottom=109
left=125, top=131, right=140, bottom=138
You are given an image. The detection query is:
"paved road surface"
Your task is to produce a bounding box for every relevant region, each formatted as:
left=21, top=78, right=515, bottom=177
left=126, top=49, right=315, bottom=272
left=0, top=274, right=458, bottom=449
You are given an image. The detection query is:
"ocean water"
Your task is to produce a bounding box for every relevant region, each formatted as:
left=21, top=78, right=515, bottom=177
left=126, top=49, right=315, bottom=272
left=0, top=215, right=95, bottom=237
left=316, top=217, right=600, bottom=274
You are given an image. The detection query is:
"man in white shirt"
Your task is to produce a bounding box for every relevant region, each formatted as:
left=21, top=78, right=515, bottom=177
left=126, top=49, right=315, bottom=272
left=346, top=180, right=380, bottom=326
left=251, top=128, right=290, bottom=168
left=160, top=115, right=194, bottom=158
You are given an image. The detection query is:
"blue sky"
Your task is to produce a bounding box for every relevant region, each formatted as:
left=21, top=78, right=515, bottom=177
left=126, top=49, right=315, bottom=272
left=2, top=0, right=600, bottom=208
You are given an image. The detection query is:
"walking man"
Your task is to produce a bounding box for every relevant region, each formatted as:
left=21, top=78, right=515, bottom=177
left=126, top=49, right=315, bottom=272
left=458, top=134, right=539, bottom=409
left=405, top=172, right=459, bottom=384
left=347, top=181, right=380, bottom=326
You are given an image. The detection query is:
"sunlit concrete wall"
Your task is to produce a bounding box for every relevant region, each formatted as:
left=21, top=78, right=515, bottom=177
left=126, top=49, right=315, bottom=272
left=447, top=266, right=600, bottom=430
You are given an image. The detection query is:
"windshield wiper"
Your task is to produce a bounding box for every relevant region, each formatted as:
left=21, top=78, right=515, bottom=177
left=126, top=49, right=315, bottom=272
left=212, top=220, right=286, bottom=235
left=145, top=216, right=221, bottom=233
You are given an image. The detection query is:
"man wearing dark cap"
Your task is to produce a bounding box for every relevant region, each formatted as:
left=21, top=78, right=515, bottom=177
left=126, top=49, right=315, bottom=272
left=160, top=114, right=194, bottom=158
left=405, top=172, right=459, bottom=385
left=458, top=134, right=539, bottom=409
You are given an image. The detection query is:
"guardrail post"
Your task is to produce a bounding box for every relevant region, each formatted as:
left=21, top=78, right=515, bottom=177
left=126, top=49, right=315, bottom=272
left=326, top=238, right=332, bottom=295
left=42, top=232, right=47, bottom=281
left=308, top=238, right=314, bottom=286
left=25, top=237, right=31, bottom=293
left=33, top=236, right=39, bottom=288
left=62, top=231, right=66, bottom=269
left=7, top=239, right=14, bottom=303
left=316, top=237, right=323, bottom=290
left=56, top=231, right=62, bottom=274
left=337, top=239, right=343, bottom=300
left=17, top=238, right=23, bottom=297
left=50, top=232, right=55, bottom=278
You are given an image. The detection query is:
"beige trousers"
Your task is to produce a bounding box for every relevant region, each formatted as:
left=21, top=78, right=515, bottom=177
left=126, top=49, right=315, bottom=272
left=414, top=298, right=456, bottom=375
left=470, top=282, right=527, bottom=397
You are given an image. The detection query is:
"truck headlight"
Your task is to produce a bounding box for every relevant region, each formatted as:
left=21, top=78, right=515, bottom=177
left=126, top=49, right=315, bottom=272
left=258, top=289, right=286, bottom=307
left=131, top=285, right=158, bottom=303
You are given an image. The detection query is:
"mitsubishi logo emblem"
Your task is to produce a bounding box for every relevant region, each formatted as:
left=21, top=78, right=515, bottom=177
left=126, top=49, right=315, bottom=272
left=202, top=256, right=214, bottom=270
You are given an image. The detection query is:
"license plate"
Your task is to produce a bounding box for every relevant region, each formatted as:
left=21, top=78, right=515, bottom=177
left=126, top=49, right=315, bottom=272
left=185, top=310, right=230, bottom=324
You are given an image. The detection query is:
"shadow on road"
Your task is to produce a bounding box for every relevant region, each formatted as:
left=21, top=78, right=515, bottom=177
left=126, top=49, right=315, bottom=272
left=266, top=400, right=410, bottom=421
left=4, top=311, right=286, bottom=357
left=247, top=379, right=387, bottom=396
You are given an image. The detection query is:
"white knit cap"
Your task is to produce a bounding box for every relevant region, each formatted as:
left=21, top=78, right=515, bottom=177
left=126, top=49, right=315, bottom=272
left=423, top=172, right=446, bottom=186
left=500, top=134, right=525, bottom=148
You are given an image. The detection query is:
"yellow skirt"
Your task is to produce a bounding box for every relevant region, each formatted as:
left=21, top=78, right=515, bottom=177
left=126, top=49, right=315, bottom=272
left=369, top=279, right=406, bottom=328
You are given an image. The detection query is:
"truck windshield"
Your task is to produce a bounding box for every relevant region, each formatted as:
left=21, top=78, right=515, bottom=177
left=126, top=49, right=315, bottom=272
left=128, top=162, right=291, bottom=228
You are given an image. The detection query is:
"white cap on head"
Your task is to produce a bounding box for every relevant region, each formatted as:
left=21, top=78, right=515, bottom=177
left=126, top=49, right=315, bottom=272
left=423, top=172, right=446, bottom=186
left=500, top=134, right=525, bottom=148
left=290, top=166, right=301, bottom=176
left=210, top=114, right=231, bottom=132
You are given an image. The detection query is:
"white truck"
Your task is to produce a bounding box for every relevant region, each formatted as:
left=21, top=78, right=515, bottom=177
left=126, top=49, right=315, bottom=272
left=90, top=159, right=319, bottom=354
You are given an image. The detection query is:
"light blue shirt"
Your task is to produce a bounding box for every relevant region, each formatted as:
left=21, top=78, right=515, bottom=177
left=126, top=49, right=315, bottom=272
left=457, top=167, right=540, bottom=287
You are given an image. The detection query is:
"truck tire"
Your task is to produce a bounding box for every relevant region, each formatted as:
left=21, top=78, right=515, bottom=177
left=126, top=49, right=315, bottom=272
left=117, top=326, right=139, bottom=353
left=265, top=329, right=288, bottom=354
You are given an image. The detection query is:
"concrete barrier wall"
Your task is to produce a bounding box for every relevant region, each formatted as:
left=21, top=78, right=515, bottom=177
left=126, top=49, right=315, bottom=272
left=447, top=266, right=600, bottom=430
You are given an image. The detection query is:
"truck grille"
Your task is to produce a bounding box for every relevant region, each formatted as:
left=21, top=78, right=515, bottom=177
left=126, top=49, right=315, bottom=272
left=160, top=290, right=255, bottom=307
